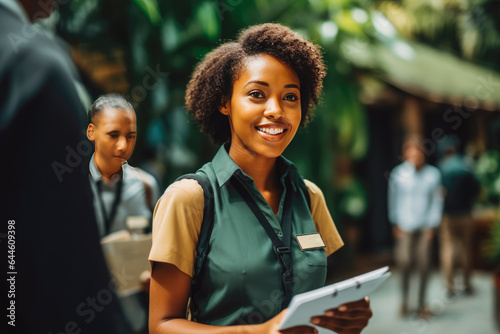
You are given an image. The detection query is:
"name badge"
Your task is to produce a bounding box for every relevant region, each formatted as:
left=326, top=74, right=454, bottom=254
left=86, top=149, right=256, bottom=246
left=295, top=233, right=326, bottom=251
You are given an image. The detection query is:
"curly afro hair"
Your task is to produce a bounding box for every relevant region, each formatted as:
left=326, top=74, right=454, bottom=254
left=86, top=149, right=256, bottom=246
left=185, top=23, right=326, bottom=144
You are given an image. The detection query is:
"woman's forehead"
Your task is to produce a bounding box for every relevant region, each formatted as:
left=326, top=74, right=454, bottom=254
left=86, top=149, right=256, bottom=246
left=94, top=107, right=136, bottom=125
left=237, top=54, right=300, bottom=86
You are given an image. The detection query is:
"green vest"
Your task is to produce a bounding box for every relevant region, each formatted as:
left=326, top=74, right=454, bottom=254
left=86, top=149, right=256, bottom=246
left=192, top=145, right=327, bottom=326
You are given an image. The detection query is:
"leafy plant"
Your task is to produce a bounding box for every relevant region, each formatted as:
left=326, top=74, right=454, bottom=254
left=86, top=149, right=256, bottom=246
left=475, top=150, right=500, bottom=206
left=483, top=215, right=500, bottom=266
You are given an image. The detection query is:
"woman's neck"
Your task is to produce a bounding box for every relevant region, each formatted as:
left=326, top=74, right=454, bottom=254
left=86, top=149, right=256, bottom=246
left=228, top=146, right=279, bottom=193
left=94, top=156, right=121, bottom=183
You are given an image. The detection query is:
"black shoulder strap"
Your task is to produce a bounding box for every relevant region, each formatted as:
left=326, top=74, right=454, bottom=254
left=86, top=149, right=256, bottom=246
left=303, top=182, right=311, bottom=212
left=174, top=173, right=214, bottom=285
left=298, top=177, right=312, bottom=212
left=231, top=176, right=295, bottom=308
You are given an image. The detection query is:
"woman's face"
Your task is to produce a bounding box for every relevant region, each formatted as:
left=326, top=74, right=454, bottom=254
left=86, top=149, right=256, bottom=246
left=221, top=54, right=302, bottom=160
left=87, top=107, right=137, bottom=173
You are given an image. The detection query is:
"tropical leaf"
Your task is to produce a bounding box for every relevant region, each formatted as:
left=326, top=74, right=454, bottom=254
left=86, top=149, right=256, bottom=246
left=133, top=0, right=161, bottom=25
left=195, top=1, right=221, bottom=41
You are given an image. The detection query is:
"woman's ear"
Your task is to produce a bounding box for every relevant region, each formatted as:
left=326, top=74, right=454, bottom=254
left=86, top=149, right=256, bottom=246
left=87, top=124, right=95, bottom=141
left=219, top=100, right=230, bottom=116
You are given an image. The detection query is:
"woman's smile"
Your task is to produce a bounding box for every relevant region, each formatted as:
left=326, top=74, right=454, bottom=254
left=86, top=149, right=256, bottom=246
left=255, top=123, right=289, bottom=141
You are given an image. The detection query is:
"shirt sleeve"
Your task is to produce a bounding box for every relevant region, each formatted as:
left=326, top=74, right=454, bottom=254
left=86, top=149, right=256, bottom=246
left=304, top=179, right=344, bottom=256
left=127, top=176, right=153, bottom=221
left=387, top=168, right=399, bottom=225
left=427, top=170, right=444, bottom=228
left=149, top=179, right=204, bottom=277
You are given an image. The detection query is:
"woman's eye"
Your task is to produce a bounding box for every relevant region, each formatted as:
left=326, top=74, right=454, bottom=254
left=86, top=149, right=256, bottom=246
left=128, top=135, right=136, bottom=140
left=284, top=94, right=298, bottom=101
left=109, top=134, right=118, bottom=139
left=249, top=91, right=264, bottom=99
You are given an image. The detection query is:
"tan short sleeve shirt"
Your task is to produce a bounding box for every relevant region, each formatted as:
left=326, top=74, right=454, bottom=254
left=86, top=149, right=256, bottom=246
left=149, top=177, right=343, bottom=277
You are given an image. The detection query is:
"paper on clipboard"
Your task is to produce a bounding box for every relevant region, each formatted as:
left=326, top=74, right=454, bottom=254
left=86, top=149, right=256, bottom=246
left=101, top=231, right=152, bottom=297
left=278, top=266, right=391, bottom=333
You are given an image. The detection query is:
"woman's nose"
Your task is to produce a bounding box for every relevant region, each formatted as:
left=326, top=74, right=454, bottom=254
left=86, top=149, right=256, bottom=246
left=263, top=97, right=285, bottom=119
left=116, top=136, right=127, bottom=151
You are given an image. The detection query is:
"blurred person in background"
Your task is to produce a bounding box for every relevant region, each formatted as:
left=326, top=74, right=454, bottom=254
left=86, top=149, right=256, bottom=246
left=86, top=94, right=155, bottom=237
left=388, top=138, right=443, bottom=319
left=0, top=0, right=129, bottom=333
left=138, top=145, right=165, bottom=195
left=135, top=165, right=161, bottom=214
left=87, top=94, right=159, bottom=333
left=437, top=135, right=480, bottom=297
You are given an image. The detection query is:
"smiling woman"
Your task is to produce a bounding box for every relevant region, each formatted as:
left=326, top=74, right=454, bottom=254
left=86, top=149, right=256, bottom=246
left=149, top=23, right=373, bottom=334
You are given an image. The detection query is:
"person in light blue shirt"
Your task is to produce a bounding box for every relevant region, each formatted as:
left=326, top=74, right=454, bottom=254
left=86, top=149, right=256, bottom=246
left=388, top=138, right=443, bottom=319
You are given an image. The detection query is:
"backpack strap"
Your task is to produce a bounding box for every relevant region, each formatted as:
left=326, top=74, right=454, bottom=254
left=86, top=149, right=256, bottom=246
left=298, top=177, right=312, bottom=212
left=174, top=173, right=214, bottom=285
left=303, top=183, right=311, bottom=212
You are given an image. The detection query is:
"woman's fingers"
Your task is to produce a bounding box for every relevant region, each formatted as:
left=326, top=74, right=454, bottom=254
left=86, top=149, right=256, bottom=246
left=333, top=296, right=370, bottom=310
left=279, top=325, right=318, bottom=334
left=310, top=297, right=372, bottom=334
left=311, top=312, right=371, bottom=327
left=319, top=309, right=373, bottom=320
left=310, top=316, right=370, bottom=334
left=324, top=297, right=370, bottom=313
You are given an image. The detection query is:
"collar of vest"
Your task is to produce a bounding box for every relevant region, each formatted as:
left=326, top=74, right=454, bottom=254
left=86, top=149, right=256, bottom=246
left=211, top=143, right=297, bottom=187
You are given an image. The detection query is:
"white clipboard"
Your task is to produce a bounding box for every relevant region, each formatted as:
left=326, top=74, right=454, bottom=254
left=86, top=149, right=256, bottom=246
left=101, top=231, right=152, bottom=297
left=278, top=266, right=391, bottom=333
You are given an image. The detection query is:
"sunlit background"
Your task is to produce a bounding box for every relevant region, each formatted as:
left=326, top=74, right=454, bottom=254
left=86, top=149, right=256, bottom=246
left=37, top=0, right=500, bottom=331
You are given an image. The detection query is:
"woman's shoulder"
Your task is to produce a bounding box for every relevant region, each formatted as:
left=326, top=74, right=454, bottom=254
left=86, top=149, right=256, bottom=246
left=160, top=178, right=205, bottom=206
left=302, top=179, right=344, bottom=255
left=301, top=179, right=328, bottom=214
left=302, top=179, right=325, bottom=200
left=150, top=179, right=205, bottom=278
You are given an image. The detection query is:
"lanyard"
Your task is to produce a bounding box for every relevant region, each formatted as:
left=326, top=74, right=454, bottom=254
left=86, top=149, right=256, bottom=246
left=230, top=176, right=294, bottom=309
left=96, top=178, right=123, bottom=235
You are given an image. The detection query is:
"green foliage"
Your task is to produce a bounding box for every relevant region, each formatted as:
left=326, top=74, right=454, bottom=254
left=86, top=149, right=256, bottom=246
left=476, top=150, right=500, bottom=267
left=483, top=218, right=500, bottom=265
left=133, top=0, right=162, bottom=25
left=195, top=2, right=221, bottom=41
left=55, top=0, right=500, bottom=245
left=57, top=0, right=374, bottom=195
left=376, top=0, right=500, bottom=69
left=475, top=150, right=500, bottom=205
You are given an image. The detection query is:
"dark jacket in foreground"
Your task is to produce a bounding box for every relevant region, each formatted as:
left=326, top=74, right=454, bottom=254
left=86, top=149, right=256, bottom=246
left=0, top=5, right=129, bottom=333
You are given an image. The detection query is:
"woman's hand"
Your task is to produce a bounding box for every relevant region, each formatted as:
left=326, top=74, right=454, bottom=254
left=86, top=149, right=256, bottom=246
left=260, top=310, right=317, bottom=334
left=139, top=270, right=151, bottom=293
left=261, top=297, right=372, bottom=334
left=310, top=297, right=372, bottom=334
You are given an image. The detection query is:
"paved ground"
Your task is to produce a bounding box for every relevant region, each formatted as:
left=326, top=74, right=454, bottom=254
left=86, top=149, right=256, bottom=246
left=364, top=269, right=498, bottom=334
